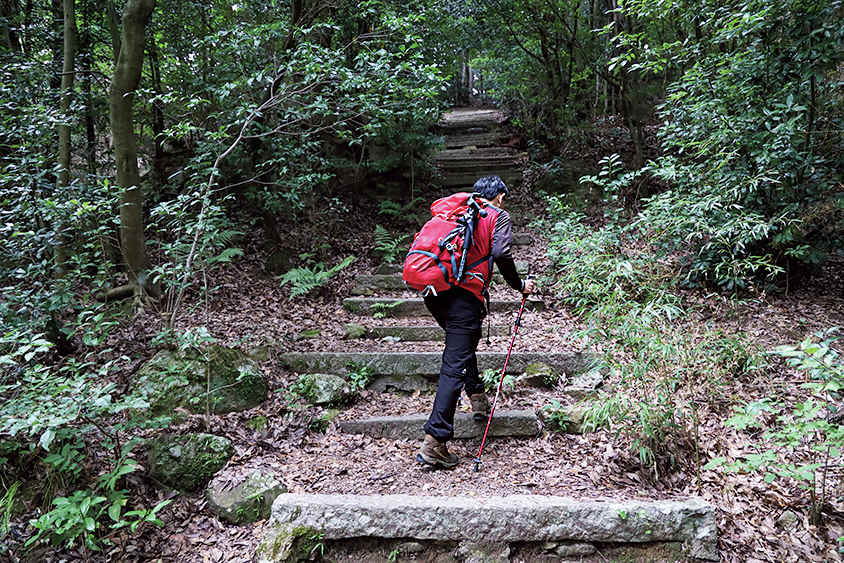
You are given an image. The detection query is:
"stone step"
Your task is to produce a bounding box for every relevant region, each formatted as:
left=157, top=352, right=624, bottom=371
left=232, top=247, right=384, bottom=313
left=343, top=297, right=544, bottom=317
left=373, top=260, right=538, bottom=275
left=368, top=324, right=512, bottom=341
left=434, top=158, right=522, bottom=170
left=278, top=351, right=598, bottom=380
left=339, top=409, right=539, bottom=440
left=258, top=494, right=718, bottom=563
left=434, top=146, right=521, bottom=158
left=436, top=170, right=523, bottom=188
left=443, top=132, right=506, bottom=148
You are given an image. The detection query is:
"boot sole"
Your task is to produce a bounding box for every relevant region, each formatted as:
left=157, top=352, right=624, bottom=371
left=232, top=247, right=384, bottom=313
left=416, top=453, right=459, bottom=469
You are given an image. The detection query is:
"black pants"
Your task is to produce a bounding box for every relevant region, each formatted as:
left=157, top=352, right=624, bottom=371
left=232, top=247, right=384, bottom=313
left=422, top=287, right=487, bottom=442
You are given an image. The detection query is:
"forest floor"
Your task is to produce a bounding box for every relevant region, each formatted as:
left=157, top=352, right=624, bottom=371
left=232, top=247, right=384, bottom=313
left=7, top=121, right=844, bottom=563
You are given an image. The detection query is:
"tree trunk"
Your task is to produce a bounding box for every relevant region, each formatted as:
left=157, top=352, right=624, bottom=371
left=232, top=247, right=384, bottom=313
left=109, top=0, right=157, bottom=295
left=106, top=0, right=121, bottom=63
left=54, top=0, right=76, bottom=278
left=0, top=0, right=22, bottom=52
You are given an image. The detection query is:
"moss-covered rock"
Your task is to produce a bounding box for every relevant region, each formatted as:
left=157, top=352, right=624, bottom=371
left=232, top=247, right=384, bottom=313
left=518, top=362, right=559, bottom=387
left=207, top=470, right=286, bottom=525
left=146, top=433, right=233, bottom=493
left=342, top=324, right=367, bottom=340
left=246, top=346, right=270, bottom=362
left=296, top=373, right=352, bottom=405
left=256, top=523, right=322, bottom=563
left=131, top=346, right=268, bottom=419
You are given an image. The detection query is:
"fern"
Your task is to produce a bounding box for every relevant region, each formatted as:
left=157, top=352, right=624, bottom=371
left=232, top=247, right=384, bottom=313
left=373, top=225, right=408, bottom=265
left=280, top=255, right=355, bottom=298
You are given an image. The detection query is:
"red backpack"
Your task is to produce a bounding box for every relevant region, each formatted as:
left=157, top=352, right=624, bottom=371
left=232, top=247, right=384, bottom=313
left=402, top=192, right=497, bottom=299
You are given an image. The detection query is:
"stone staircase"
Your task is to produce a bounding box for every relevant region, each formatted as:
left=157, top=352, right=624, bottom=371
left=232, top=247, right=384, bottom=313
left=432, top=107, right=525, bottom=189
left=258, top=107, right=717, bottom=562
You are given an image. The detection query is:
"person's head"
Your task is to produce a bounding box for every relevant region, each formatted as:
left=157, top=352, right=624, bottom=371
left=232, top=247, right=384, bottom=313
left=472, top=175, right=509, bottom=206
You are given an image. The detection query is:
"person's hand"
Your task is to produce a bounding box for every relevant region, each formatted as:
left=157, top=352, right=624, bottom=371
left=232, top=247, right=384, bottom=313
left=522, top=279, right=537, bottom=295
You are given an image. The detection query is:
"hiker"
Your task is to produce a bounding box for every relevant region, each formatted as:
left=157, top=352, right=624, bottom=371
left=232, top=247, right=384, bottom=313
left=412, top=175, right=536, bottom=468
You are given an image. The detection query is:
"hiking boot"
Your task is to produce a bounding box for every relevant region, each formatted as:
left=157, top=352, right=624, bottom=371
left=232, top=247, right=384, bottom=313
left=416, top=434, right=459, bottom=469
left=469, top=393, right=490, bottom=421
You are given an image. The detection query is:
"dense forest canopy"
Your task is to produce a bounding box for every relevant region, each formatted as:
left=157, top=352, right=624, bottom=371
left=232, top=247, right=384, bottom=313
left=1, top=0, right=844, bottom=559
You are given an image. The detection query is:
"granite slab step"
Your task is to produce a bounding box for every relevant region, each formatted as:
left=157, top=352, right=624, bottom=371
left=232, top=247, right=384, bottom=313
left=258, top=494, right=718, bottom=562
left=436, top=170, right=523, bottom=188
left=339, top=409, right=540, bottom=440
left=343, top=297, right=544, bottom=317
left=278, top=351, right=599, bottom=379
left=368, top=324, right=512, bottom=342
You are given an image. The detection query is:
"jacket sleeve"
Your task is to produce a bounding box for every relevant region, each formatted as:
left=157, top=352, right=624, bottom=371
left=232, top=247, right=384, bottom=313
left=491, top=210, right=523, bottom=292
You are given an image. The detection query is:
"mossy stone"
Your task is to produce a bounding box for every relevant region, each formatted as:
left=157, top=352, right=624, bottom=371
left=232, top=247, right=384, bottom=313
left=296, top=373, right=352, bottom=405
left=256, top=523, right=321, bottom=563
left=131, top=345, right=268, bottom=418
left=146, top=433, right=234, bottom=493
left=207, top=470, right=286, bottom=525
left=343, top=324, right=367, bottom=340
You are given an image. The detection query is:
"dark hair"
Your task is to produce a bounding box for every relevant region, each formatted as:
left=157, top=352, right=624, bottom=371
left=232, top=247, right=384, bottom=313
left=472, top=175, right=509, bottom=200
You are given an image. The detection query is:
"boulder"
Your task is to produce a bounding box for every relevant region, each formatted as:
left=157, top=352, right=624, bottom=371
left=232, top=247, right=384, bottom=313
left=342, top=324, right=367, bottom=340
left=207, top=470, right=287, bottom=524
left=518, top=362, right=559, bottom=387
left=296, top=373, right=352, bottom=405
left=246, top=346, right=270, bottom=362
left=146, top=433, right=233, bottom=493
left=132, top=346, right=267, bottom=418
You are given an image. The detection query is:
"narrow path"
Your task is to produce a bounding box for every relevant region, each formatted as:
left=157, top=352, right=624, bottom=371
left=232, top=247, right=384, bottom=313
left=257, top=108, right=718, bottom=562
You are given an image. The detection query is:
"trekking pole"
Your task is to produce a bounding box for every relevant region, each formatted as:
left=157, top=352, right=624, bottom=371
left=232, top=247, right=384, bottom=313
left=473, top=276, right=533, bottom=473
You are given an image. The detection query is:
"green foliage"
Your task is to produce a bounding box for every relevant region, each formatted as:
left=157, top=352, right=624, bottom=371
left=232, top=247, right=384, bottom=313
left=373, top=226, right=409, bottom=265
left=541, top=399, right=572, bottom=432
left=480, top=368, right=514, bottom=393
left=542, top=198, right=763, bottom=473
left=1, top=482, right=18, bottom=538
left=0, top=332, right=172, bottom=551
left=706, top=328, right=844, bottom=523
left=617, top=0, right=844, bottom=291
left=370, top=300, right=403, bottom=319
left=279, top=255, right=355, bottom=299
left=344, top=362, right=375, bottom=393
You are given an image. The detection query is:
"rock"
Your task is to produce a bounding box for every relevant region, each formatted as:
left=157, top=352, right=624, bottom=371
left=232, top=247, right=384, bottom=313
left=146, top=433, right=233, bottom=493
left=296, top=373, right=352, bottom=405
left=456, top=541, right=510, bottom=563
left=568, top=369, right=604, bottom=390
left=343, top=324, right=367, bottom=340
left=207, top=470, right=287, bottom=524
left=518, top=362, right=559, bottom=387
left=256, top=523, right=323, bottom=563
left=554, top=541, right=596, bottom=558
left=246, top=346, right=270, bottom=362
left=397, top=541, right=425, bottom=554
left=131, top=346, right=267, bottom=418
